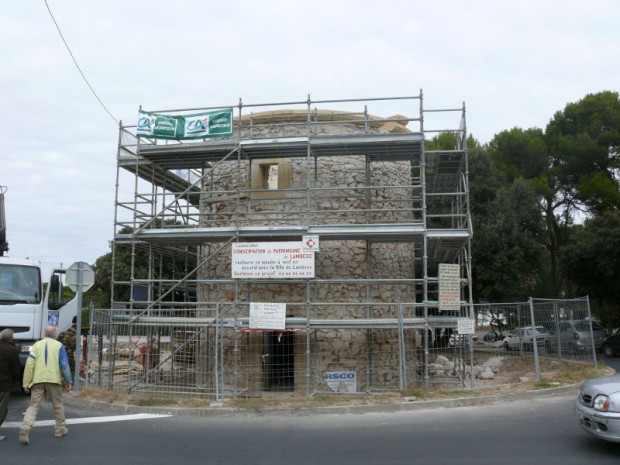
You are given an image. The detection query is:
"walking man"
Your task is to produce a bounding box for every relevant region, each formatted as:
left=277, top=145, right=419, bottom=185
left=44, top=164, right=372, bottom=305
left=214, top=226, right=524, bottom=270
left=0, top=329, right=20, bottom=441
left=20, top=326, right=72, bottom=445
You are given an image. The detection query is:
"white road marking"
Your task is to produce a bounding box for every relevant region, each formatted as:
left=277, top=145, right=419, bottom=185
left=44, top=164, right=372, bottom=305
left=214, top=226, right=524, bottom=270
left=3, top=413, right=172, bottom=428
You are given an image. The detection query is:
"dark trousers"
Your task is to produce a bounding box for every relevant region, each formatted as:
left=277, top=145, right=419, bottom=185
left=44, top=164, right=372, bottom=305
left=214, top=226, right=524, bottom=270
left=0, top=390, right=10, bottom=428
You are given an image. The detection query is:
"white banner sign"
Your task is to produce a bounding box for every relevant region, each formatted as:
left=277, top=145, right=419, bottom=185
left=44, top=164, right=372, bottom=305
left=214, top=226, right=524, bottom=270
left=439, top=263, right=461, bottom=311
left=249, top=302, right=286, bottom=330
left=457, top=318, right=475, bottom=335
left=232, top=242, right=315, bottom=279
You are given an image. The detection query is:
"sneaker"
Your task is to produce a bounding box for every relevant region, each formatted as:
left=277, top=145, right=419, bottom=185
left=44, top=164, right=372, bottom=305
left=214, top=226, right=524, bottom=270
left=54, top=427, right=69, bottom=438
left=0, top=434, right=5, bottom=441
left=19, top=429, right=29, bottom=445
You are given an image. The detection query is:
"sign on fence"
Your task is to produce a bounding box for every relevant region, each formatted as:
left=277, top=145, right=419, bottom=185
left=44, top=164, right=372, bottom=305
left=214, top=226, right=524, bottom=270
left=231, top=242, right=315, bottom=278
left=249, top=302, right=286, bottom=330
left=439, top=263, right=461, bottom=311
left=324, top=371, right=357, bottom=393
left=457, top=318, right=475, bottom=334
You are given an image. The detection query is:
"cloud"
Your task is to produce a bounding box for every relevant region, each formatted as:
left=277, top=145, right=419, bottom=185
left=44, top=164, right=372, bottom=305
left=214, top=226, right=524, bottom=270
left=1, top=0, right=618, bottom=275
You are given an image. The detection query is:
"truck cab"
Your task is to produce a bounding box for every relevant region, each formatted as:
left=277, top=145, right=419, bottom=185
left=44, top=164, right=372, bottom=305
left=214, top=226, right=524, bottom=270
left=0, top=257, right=78, bottom=366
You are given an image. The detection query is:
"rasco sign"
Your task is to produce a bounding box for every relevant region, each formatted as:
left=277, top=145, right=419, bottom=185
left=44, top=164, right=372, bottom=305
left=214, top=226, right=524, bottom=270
left=137, top=108, right=233, bottom=140
left=324, top=372, right=356, bottom=380
left=324, top=371, right=357, bottom=393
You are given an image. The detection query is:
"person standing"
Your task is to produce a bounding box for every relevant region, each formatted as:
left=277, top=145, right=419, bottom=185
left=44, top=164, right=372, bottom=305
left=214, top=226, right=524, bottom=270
left=58, top=316, right=78, bottom=381
left=0, top=329, right=20, bottom=442
left=20, top=326, right=72, bottom=445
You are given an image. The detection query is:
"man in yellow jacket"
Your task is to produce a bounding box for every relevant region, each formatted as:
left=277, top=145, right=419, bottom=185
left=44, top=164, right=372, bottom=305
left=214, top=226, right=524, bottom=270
left=20, top=325, right=73, bottom=445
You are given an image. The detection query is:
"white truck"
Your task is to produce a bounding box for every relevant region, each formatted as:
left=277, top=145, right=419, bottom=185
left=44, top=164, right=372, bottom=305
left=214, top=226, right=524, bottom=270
left=0, top=186, right=78, bottom=367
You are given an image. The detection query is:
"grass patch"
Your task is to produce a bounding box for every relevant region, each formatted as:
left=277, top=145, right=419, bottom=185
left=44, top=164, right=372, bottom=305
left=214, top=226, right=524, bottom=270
left=226, top=392, right=403, bottom=410
left=73, top=388, right=129, bottom=404
left=228, top=398, right=268, bottom=410
left=177, top=398, right=211, bottom=408
left=538, top=361, right=611, bottom=386
left=130, top=397, right=177, bottom=407
left=72, top=359, right=613, bottom=410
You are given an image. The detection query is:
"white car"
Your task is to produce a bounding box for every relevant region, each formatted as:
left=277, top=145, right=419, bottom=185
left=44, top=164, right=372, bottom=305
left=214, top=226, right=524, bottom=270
left=575, top=374, right=620, bottom=442
left=503, top=326, right=548, bottom=352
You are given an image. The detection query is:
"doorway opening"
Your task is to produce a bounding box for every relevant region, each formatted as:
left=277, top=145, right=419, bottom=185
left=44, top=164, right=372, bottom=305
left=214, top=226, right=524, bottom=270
left=262, top=331, right=294, bottom=392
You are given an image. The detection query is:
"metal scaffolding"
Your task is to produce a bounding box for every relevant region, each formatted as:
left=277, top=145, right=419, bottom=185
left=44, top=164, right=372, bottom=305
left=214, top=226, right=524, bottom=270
left=96, top=92, right=474, bottom=398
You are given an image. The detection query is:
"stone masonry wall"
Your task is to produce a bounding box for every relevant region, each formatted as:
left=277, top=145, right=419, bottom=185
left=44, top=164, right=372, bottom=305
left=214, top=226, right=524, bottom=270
left=197, top=112, right=418, bottom=394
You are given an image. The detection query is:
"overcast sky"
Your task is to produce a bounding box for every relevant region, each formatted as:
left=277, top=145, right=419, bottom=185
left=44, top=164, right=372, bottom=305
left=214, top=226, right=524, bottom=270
left=1, top=0, right=619, bottom=277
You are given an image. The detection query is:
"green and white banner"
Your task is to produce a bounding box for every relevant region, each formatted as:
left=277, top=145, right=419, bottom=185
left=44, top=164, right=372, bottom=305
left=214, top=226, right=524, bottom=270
left=137, top=108, right=233, bottom=140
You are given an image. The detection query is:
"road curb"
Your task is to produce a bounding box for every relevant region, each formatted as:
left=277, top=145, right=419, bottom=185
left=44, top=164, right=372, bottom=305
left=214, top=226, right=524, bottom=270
left=64, top=384, right=581, bottom=417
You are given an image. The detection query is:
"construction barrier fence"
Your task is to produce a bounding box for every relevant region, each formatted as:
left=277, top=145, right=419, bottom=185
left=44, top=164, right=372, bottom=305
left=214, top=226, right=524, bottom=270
left=84, top=297, right=598, bottom=400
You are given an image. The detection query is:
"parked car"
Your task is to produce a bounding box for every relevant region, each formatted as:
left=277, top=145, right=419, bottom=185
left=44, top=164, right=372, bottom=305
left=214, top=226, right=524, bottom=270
left=575, top=374, right=620, bottom=442
left=483, top=331, right=504, bottom=342
left=503, top=326, right=548, bottom=352
left=545, top=320, right=606, bottom=354
left=602, top=333, right=620, bottom=358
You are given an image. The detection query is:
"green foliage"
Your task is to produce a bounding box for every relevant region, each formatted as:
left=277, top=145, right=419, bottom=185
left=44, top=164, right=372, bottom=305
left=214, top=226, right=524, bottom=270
left=487, top=127, right=548, bottom=182
left=468, top=148, right=508, bottom=219
left=546, top=91, right=620, bottom=214
left=577, top=171, right=620, bottom=213
left=426, top=132, right=547, bottom=302
left=84, top=253, right=111, bottom=309
left=472, top=177, right=545, bottom=301
left=480, top=92, right=620, bottom=298
left=425, top=132, right=459, bottom=151
left=562, top=210, right=620, bottom=319
left=88, top=224, right=196, bottom=307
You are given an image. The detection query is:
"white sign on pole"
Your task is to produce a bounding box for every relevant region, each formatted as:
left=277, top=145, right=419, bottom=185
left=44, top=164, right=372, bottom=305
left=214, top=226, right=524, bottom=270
left=65, top=261, right=95, bottom=392
left=249, top=302, right=286, bottom=330
left=232, top=242, right=315, bottom=279
left=457, top=318, right=475, bottom=335
left=66, top=261, right=95, bottom=292
left=438, top=263, right=461, bottom=311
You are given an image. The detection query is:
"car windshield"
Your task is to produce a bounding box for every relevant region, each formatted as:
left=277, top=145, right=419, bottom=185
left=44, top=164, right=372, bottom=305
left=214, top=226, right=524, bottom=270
left=0, top=264, right=41, bottom=304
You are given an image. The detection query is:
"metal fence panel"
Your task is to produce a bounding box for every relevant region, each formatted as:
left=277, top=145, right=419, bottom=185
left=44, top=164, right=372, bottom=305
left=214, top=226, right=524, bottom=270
left=85, top=297, right=597, bottom=399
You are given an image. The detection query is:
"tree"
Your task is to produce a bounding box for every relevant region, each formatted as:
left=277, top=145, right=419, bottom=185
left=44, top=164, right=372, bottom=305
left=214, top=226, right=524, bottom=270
left=546, top=91, right=620, bottom=215
left=468, top=137, right=547, bottom=301
left=545, top=92, right=620, bottom=294
left=88, top=251, right=113, bottom=307
left=487, top=127, right=548, bottom=182
left=88, top=225, right=195, bottom=308
left=485, top=92, right=620, bottom=297
left=562, top=210, right=620, bottom=322
left=471, top=176, right=545, bottom=301
left=426, top=133, right=545, bottom=302
left=486, top=127, right=565, bottom=296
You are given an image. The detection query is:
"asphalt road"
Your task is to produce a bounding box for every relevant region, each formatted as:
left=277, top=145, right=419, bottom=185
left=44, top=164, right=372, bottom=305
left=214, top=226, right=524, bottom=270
left=602, top=353, right=620, bottom=372
left=1, top=356, right=619, bottom=465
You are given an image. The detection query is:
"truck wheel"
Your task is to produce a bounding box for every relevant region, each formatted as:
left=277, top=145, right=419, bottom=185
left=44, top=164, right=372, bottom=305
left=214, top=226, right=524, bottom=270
left=604, top=346, right=614, bottom=358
